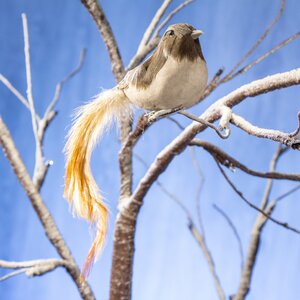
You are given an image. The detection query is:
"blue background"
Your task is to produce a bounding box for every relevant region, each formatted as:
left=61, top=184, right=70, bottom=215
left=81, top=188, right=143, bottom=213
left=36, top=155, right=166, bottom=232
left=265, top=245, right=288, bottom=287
left=1, top=0, right=300, bottom=299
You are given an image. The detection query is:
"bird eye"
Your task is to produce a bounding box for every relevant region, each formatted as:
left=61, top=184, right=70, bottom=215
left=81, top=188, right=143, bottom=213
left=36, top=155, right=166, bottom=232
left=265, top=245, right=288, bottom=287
left=167, top=30, right=174, bottom=36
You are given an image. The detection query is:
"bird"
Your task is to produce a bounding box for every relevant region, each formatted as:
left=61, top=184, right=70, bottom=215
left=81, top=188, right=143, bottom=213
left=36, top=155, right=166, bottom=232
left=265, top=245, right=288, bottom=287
left=64, top=23, right=208, bottom=278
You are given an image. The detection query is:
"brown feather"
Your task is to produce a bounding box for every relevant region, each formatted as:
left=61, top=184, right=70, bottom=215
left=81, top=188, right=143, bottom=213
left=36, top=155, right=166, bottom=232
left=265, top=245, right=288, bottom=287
left=119, top=23, right=204, bottom=91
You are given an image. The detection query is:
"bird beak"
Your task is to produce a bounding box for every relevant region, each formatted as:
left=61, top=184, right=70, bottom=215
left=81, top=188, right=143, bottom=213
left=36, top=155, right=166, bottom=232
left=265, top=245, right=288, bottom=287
left=191, top=29, right=203, bottom=40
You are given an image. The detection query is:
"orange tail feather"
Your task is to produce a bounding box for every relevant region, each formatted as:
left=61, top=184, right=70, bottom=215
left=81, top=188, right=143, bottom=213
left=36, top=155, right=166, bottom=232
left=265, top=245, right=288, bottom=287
left=64, top=88, right=129, bottom=278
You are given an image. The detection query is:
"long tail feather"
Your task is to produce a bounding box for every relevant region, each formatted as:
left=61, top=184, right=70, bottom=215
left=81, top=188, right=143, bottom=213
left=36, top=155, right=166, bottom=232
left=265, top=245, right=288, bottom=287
left=64, top=88, right=129, bottom=278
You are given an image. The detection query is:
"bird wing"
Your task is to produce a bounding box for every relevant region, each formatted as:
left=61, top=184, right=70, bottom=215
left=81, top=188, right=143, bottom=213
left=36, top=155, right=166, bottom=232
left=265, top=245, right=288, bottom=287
left=118, top=46, right=167, bottom=91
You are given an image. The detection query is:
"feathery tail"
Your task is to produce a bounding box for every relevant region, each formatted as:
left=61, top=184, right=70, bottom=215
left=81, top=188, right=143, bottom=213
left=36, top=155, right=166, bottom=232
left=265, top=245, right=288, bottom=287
left=64, top=88, right=129, bottom=279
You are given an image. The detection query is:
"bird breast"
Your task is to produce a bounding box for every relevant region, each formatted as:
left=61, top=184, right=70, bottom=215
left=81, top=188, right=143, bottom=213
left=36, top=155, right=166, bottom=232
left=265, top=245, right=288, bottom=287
left=124, top=56, right=208, bottom=111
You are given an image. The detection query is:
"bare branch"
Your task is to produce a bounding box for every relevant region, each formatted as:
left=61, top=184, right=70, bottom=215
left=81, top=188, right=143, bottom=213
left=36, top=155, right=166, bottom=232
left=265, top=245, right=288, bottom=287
left=21, top=13, right=47, bottom=190
left=0, top=118, right=94, bottom=300
left=0, top=74, right=32, bottom=113
left=128, top=0, right=194, bottom=70
left=233, top=144, right=285, bottom=300
left=230, top=112, right=300, bottom=149
left=217, top=68, right=300, bottom=109
left=80, top=0, right=125, bottom=80
left=290, top=111, right=300, bottom=138
left=231, top=32, right=300, bottom=80
left=153, top=0, right=194, bottom=38
left=21, top=14, right=39, bottom=146
left=44, top=48, right=87, bottom=118
left=189, top=223, right=226, bottom=300
left=222, top=0, right=286, bottom=82
left=259, top=145, right=284, bottom=210
left=0, top=259, right=69, bottom=281
left=189, top=147, right=206, bottom=235
left=134, top=152, right=225, bottom=300
left=231, top=202, right=276, bottom=300
left=213, top=204, right=244, bottom=271
left=200, top=68, right=225, bottom=100
left=121, top=114, right=156, bottom=153
left=179, top=111, right=230, bottom=139
left=215, top=160, right=300, bottom=235
left=137, top=0, right=173, bottom=52
left=134, top=152, right=193, bottom=220
left=275, top=184, right=300, bottom=202
left=167, top=116, right=185, bottom=130
left=190, top=139, right=300, bottom=181
left=127, top=36, right=160, bottom=70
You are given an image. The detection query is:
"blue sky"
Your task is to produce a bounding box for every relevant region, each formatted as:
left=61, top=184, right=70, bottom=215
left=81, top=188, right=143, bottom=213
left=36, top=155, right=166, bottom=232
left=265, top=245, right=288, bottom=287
left=1, top=0, right=300, bottom=299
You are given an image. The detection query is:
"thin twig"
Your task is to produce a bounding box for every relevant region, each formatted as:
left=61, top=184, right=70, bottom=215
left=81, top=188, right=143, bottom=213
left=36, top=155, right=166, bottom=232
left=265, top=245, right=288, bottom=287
left=189, top=147, right=206, bottom=235
left=137, top=0, right=173, bottom=50
left=222, top=0, right=286, bottom=82
left=0, top=118, right=94, bottom=300
left=134, top=152, right=225, bottom=300
left=190, top=139, right=300, bottom=181
left=213, top=204, right=244, bottom=271
left=80, top=0, right=124, bottom=80
left=129, top=0, right=194, bottom=70
left=21, top=14, right=39, bottom=145
left=21, top=13, right=46, bottom=188
left=45, top=48, right=87, bottom=116
left=167, top=116, right=185, bottom=130
left=233, top=144, right=285, bottom=300
left=134, top=152, right=193, bottom=220
left=215, top=160, right=300, bottom=235
left=231, top=32, right=300, bottom=80
left=259, top=145, right=284, bottom=209
left=189, top=222, right=226, bottom=300
left=179, top=111, right=230, bottom=139
left=0, top=258, right=69, bottom=282
left=200, top=68, right=225, bottom=100
left=0, top=74, right=33, bottom=114
left=153, top=0, right=194, bottom=38
left=127, top=36, right=160, bottom=70
left=275, top=184, right=300, bottom=203
left=289, top=112, right=300, bottom=138
left=230, top=112, right=300, bottom=149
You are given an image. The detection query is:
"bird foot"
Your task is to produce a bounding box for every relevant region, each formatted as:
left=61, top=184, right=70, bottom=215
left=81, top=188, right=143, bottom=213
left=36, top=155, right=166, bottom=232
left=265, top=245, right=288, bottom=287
left=146, top=106, right=184, bottom=123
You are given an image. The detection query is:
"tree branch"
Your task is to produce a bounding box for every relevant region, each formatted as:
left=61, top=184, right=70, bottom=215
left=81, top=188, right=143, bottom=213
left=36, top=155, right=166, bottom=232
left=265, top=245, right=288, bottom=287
left=22, top=14, right=42, bottom=184
left=189, top=222, right=226, bottom=300
left=230, top=31, right=300, bottom=80
left=0, top=259, right=69, bottom=281
left=179, top=111, right=230, bottom=139
left=212, top=204, right=244, bottom=272
left=222, top=0, right=286, bottom=82
left=0, top=118, right=94, bottom=300
left=215, top=159, right=300, bottom=235
left=190, top=139, right=300, bottom=181
left=128, top=0, right=194, bottom=70
left=230, top=112, right=300, bottom=149
left=0, top=74, right=32, bottom=113
left=134, top=152, right=225, bottom=300
left=232, top=145, right=284, bottom=300
left=137, top=0, right=172, bottom=50
left=80, top=0, right=124, bottom=80
left=189, top=147, right=206, bottom=235
left=152, top=0, right=194, bottom=39
left=44, top=48, right=86, bottom=122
